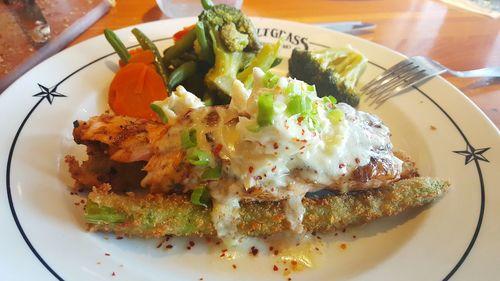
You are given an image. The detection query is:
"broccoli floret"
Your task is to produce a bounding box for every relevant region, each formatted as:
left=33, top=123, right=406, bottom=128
left=198, top=3, right=261, bottom=52
left=288, top=47, right=367, bottom=107
left=204, top=29, right=244, bottom=97
left=198, top=1, right=279, bottom=99
left=220, top=22, right=249, bottom=52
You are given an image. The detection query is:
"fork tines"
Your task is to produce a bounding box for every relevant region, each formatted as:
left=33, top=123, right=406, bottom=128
left=361, top=56, right=437, bottom=107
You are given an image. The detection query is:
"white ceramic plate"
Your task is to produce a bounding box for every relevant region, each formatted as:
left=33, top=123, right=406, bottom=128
left=1, top=18, right=499, bottom=281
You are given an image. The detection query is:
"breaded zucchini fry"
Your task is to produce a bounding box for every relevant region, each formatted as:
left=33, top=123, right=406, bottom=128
left=85, top=177, right=449, bottom=237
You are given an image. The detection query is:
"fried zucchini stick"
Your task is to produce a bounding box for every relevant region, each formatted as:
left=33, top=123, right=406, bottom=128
left=85, top=177, right=449, bottom=237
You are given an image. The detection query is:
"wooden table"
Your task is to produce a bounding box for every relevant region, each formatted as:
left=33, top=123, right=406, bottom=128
left=71, top=0, right=500, bottom=128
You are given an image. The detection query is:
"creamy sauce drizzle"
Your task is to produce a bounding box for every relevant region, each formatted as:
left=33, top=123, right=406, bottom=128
left=151, top=68, right=402, bottom=239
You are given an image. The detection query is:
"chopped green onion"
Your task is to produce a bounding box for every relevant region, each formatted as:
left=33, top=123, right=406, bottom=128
left=262, top=71, right=279, bottom=88
left=257, top=93, right=275, bottom=127
left=328, top=109, right=344, bottom=125
left=246, top=123, right=261, bottom=133
left=181, top=129, right=197, bottom=149
left=286, top=95, right=312, bottom=116
left=306, top=84, right=316, bottom=92
left=322, top=96, right=337, bottom=105
left=186, top=148, right=211, bottom=166
left=150, top=103, right=169, bottom=123
left=201, top=165, right=222, bottom=180
left=284, top=81, right=301, bottom=96
left=190, top=187, right=211, bottom=208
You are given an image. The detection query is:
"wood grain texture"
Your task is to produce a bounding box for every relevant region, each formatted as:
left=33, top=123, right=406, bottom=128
left=70, top=0, right=499, bottom=127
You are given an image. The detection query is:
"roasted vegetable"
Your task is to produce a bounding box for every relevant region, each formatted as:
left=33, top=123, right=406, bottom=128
left=198, top=0, right=261, bottom=52
left=198, top=1, right=280, bottom=99
left=288, top=47, right=367, bottom=107
left=85, top=177, right=449, bottom=237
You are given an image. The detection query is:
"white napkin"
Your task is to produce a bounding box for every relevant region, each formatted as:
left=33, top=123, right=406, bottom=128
left=439, top=0, right=500, bottom=18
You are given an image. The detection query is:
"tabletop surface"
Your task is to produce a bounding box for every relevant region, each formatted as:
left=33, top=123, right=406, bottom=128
left=70, top=0, right=499, bottom=128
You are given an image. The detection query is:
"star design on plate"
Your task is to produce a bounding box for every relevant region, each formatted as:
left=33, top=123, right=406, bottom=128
left=33, top=83, right=66, bottom=104
left=453, top=145, right=490, bottom=165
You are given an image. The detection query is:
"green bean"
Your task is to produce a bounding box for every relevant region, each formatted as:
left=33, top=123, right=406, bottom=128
left=195, top=22, right=214, bottom=65
left=163, top=29, right=197, bottom=65
left=104, top=28, right=131, bottom=63
left=168, top=61, right=197, bottom=91
left=201, top=0, right=214, bottom=9
left=271, top=57, right=283, bottom=68
left=131, top=28, right=170, bottom=90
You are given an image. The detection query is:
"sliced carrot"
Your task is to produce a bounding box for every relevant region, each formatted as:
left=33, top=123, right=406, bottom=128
left=119, top=49, right=155, bottom=67
left=109, top=62, right=167, bottom=120
left=173, top=24, right=195, bottom=43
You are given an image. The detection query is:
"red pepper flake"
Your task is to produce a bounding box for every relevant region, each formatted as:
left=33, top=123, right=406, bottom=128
left=187, top=246, right=191, bottom=250
left=212, top=144, right=223, bottom=156
left=111, top=272, right=116, bottom=277
left=301, top=129, right=305, bottom=136
left=255, top=176, right=262, bottom=180
left=220, top=249, right=228, bottom=257
left=215, top=241, right=221, bottom=245
left=353, top=235, right=357, bottom=239
left=342, top=228, right=346, bottom=233
left=104, top=253, right=110, bottom=256
left=339, top=163, right=345, bottom=169
left=271, top=166, right=277, bottom=172
left=269, top=246, right=274, bottom=251
left=299, top=146, right=305, bottom=150
left=248, top=166, right=254, bottom=173
left=165, top=244, right=173, bottom=249
left=316, top=235, right=322, bottom=240
left=274, top=250, right=279, bottom=255
left=74, top=202, right=80, bottom=206
left=273, top=265, right=279, bottom=271
left=116, top=236, right=124, bottom=240
left=156, top=241, right=163, bottom=248
left=273, top=142, right=279, bottom=149
left=301, top=139, right=308, bottom=143
left=165, top=236, right=171, bottom=241
left=340, top=243, right=347, bottom=250
left=232, top=264, right=237, bottom=269
left=250, top=246, right=259, bottom=256
left=291, top=260, right=297, bottom=266
left=285, top=146, right=289, bottom=150
left=297, top=116, right=304, bottom=124
left=189, top=241, right=195, bottom=247
left=355, top=158, right=360, bottom=164
left=315, top=247, right=320, bottom=251
left=288, top=278, right=292, bottom=281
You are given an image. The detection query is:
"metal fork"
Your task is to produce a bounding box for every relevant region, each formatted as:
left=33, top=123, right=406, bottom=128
left=361, top=56, right=500, bottom=106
